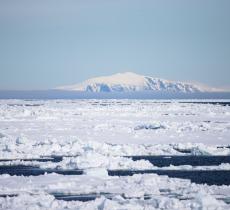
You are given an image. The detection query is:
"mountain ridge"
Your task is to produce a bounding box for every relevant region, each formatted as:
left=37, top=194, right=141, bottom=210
left=56, top=72, right=221, bottom=93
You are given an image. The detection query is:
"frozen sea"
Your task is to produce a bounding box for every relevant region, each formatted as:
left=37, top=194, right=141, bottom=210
left=0, top=99, right=230, bottom=210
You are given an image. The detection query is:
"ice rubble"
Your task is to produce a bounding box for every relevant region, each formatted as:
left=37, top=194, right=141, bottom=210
left=1, top=135, right=230, bottom=161
left=0, top=192, right=228, bottom=210
left=0, top=193, right=218, bottom=210
left=1, top=154, right=230, bottom=171
left=0, top=100, right=230, bottom=209
left=0, top=173, right=229, bottom=210
left=1, top=137, right=230, bottom=175
left=1, top=99, right=230, bottom=146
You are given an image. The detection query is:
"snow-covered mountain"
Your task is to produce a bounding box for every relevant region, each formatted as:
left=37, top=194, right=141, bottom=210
left=56, top=72, right=216, bottom=93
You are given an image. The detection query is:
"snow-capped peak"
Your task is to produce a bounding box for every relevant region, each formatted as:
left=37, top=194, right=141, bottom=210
left=56, top=72, right=213, bottom=93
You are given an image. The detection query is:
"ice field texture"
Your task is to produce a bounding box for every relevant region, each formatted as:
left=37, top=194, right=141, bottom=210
left=0, top=99, right=230, bottom=209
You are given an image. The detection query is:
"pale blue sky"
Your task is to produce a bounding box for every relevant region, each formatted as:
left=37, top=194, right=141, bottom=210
left=0, top=0, right=230, bottom=90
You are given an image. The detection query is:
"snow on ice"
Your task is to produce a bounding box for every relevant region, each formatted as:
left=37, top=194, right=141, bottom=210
left=0, top=99, right=230, bottom=209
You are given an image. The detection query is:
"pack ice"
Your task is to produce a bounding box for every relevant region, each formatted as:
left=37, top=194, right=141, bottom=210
left=0, top=99, right=230, bottom=210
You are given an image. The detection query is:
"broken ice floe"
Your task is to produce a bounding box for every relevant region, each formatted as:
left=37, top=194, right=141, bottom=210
left=134, top=123, right=166, bottom=130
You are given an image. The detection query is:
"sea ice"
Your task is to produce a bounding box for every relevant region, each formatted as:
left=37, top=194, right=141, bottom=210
left=0, top=99, right=230, bottom=209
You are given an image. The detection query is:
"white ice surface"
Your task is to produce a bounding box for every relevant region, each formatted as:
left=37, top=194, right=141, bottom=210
left=0, top=99, right=230, bottom=159
left=0, top=100, right=230, bottom=209
left=0, top=173, right=230, bottom=210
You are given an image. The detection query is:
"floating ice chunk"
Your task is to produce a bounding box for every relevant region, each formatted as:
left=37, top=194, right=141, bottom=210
left=190, top=147, right=213, bottom=156
left=75, top=152, right=110, bottom=169
left=172, top=143, right=230, bottom=156
left=52, top=152, right=154, bottom=170
left=15, top=135, right=28, bottom=145
left=85, top=167, right=108, bottom=177
left=134, top=123, right=166, bottom=130
left=2, top=144, right=11, bottom=152
left=193, top=191, right=226, bottom=209
left=0, top=193, right=56, bottom=210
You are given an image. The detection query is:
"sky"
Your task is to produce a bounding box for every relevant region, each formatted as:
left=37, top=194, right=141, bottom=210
left=0, top=0, right=230, bottom=90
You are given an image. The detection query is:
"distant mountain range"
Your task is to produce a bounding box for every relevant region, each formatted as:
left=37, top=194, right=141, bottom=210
left=56, top=72, right=221, bottom=93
